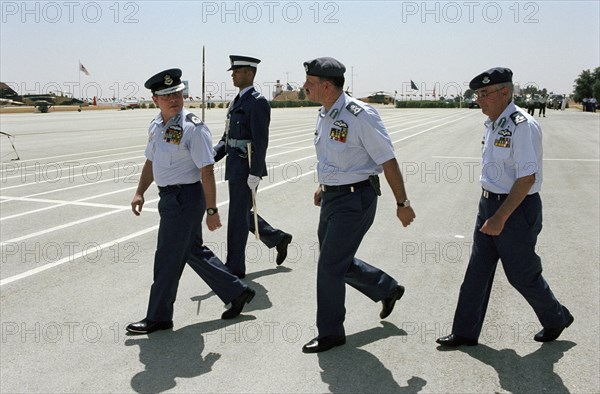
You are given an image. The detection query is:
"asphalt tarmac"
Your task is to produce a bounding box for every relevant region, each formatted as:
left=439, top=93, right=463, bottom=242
left=1, top=106, right=598, bottom=393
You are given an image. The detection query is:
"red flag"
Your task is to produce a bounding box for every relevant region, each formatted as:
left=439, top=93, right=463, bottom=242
left=79, top=62, right=90, bottom=76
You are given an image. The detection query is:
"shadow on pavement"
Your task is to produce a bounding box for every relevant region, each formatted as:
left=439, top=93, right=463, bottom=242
left=125, top=315, right=256, bottom=393
left=460, top=340, right=577, bottom=393
left=317, top=322, right=427, bottom=393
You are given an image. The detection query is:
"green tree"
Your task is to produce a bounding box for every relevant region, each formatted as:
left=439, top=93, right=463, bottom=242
left=573, top=67, right=600, bottom=102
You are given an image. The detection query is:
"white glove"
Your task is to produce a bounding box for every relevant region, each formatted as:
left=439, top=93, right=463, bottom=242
left=247, top=174, right=260, bottom=191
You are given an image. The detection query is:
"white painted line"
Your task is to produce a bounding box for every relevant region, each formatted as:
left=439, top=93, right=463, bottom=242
left=0, top=226, right=159, bottom=287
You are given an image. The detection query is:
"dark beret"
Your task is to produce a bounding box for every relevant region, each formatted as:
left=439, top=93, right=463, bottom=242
left=144, top=68, right=185, bottom=95
left=228, top=55, right=261, bottom=70
left=469, top=67, right=513, bottom=90
left=304, top=57, right=346, bottom=77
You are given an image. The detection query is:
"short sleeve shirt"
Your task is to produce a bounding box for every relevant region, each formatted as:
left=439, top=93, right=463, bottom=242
left=145, top=109, right=215, bottom=187
left=314, top=93, right=396, bottom=185
left=480, top=102, right=543, bottom=194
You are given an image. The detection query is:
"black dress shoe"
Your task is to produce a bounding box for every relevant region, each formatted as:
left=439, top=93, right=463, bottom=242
left=126, top=318, right=173, bottom=335
left=276, top=233, right=293, bottom=265
left=222, top=288, right=255, bottom=319
left=380, top=285, right=405, bottom=319
left=436, top=334, right=478, bottom=347
left=534, top=315, right=574, bottom=342
left=302, top=335, right=346, bottom=353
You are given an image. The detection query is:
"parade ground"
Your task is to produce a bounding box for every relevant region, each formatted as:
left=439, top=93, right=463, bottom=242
left=1, top=106, right=598, bottom=393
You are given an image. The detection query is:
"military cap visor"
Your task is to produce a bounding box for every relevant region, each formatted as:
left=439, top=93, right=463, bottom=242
left=144, top=68, right=185, bottom=95
left=304, top=57, right=346, bottom=78
left=469, top=67, right=513, bottom=90
left=228, top=55, right=261, bottom=70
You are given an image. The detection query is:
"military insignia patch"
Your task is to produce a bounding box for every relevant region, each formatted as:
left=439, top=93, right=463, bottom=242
left=346, top=102, right=363, bottom=116
left=164, top=124, right=183, bottom=145
left=330, top=120, right=349, bottom=143
left=498, top=129, right=512, bottom=137
left=510, top=111, right=527, bottom=125
left=164, top=74, right=173, bottom=86
left=482, top=76, right=490, bottom=84
left=494, top=137, right=511, bottom=148
left=186, top=113, right=202, bottom=126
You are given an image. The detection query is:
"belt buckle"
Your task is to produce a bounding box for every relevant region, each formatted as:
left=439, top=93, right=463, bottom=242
left=320, top=185, right=326, bottom=192
left=483, top=190, right=490, bottom=199
left=350, top=186, right=355, bottom=192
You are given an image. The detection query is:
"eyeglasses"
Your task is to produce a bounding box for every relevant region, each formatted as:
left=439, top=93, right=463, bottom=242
left=476, top=88, right=502, bottom=99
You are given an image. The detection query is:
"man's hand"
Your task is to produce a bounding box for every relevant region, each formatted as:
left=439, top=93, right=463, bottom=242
left=131, top=194, right=144, bottom=216
left=314, top=186, right=322, bottom=206
left=480, top=214, right=506, bottom=236
left=206, top=213, right=222, bottom=231
left=397, top=206, right=416, bottom=227
left=247, top=174, right=260, bottom=191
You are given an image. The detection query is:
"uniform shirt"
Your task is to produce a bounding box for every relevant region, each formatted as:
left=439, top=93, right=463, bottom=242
left=480, top=102, right=543, bottom=194
left=145, top=108, right=215, bottom=187
left=314, top=93, right=396, bottom=185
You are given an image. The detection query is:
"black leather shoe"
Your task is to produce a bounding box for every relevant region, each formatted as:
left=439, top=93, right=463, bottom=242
left=276, top=233, right=293, bottom=265
left=302, top=335, right=346, bottom=353
left=126, top=318, right=173, bottom=335
left=380, top=285, right=405, bottom=319
left=436, top=334, right=478, bottom=347
left=222, top=288, right=255, bottom=319
left=534, top=315, right=574, bottom=342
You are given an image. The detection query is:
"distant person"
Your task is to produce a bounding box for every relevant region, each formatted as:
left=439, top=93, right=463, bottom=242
left=207, top=95, right=212, bottom=110
left=561, top=95, right=567, bottom=111
left=126, top=68, right=255, bottom=335
left=538, top=94, right=547, bottom=117
left=527, top=97, right=535, bottom=116
left=436, top=67, right=573, bottom=348
left=214, top=55, right=293, bottom=279
left=300, top=57, right=416, bottom=353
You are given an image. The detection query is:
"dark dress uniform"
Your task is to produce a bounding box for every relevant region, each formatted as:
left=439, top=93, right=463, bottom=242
left=438, top=68, right=573, bottom=347
left=214, top=57, right=291, bottom=278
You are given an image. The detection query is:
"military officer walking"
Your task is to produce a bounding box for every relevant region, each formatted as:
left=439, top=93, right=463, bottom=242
left=126, top=69, right=255, bottom=335
left=300, top=57, right=416, bottom=353
left=214, top=55, right=293, bottom=279
left=436, top=67, right=573, bottom=347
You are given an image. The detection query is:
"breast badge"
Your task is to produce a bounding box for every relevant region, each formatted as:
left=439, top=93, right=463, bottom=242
left=330, top=120, right=349, bottom=143
left=164, top=125, right=183, bottom=145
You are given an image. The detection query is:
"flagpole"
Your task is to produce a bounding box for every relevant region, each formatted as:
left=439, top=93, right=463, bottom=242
left=202, top=46, right=206, bottom=122
left=78, top=60, right=81, bottom=100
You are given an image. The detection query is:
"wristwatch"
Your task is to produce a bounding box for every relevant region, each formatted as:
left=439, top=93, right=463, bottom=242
left=397, top=200, right=411, bottom=208
left=206, top=207, right=218, bottom=216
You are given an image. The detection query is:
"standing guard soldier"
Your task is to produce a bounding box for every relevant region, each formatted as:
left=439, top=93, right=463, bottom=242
left=126, top=68, right=255, bottom=335
left=301, top=57, right=416, bottom=353
left=436, top=67, right=573, bottom=347
left=214, top=55, right=293, bottom=279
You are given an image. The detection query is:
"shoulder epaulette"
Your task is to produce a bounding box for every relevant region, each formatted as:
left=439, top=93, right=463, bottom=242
left=510, top=111, right=527, bottom=125
left=186, top=113, right=203, bottom=126
left=345, top=101, right=364, bottom=116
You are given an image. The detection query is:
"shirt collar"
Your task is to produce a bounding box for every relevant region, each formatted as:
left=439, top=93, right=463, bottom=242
left=319, top=92, right=347, bottom=119
left=485, top=101, right=517, bottom=129
left=237, top=86, right=254, bottom=100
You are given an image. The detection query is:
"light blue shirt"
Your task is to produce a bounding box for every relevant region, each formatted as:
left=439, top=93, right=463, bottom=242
left=145, top=108, right=215, bottom=187
left=481, top=102, right=543, bottom=194
left=314, top=93, right=396, bottom=185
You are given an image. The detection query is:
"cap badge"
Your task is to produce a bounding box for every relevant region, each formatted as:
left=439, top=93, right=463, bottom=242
left=304, top=64, right=309, bottom=73
left=164, top=75, right=173, bottom=86
left=482, top=76, right=490, bottom=84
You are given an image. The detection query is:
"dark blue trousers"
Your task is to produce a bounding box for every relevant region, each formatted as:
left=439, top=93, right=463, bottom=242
left=316, top=186, right=398, bottom=338
left=452, top=193, right=572, bottom=340
left=146, top=182, right=247, bottom=322
left=225, top=179, right=287, bottom=277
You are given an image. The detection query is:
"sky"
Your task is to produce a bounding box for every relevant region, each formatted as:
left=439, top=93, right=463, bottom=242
left=1, top=0, right=599, bottom=101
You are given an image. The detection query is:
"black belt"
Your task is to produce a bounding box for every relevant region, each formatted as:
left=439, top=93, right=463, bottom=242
left=482, top=189, right=508, bottom=200
left=158, top=182, right=199, bottom=192
left=321, top=179, right=371, bottom=193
